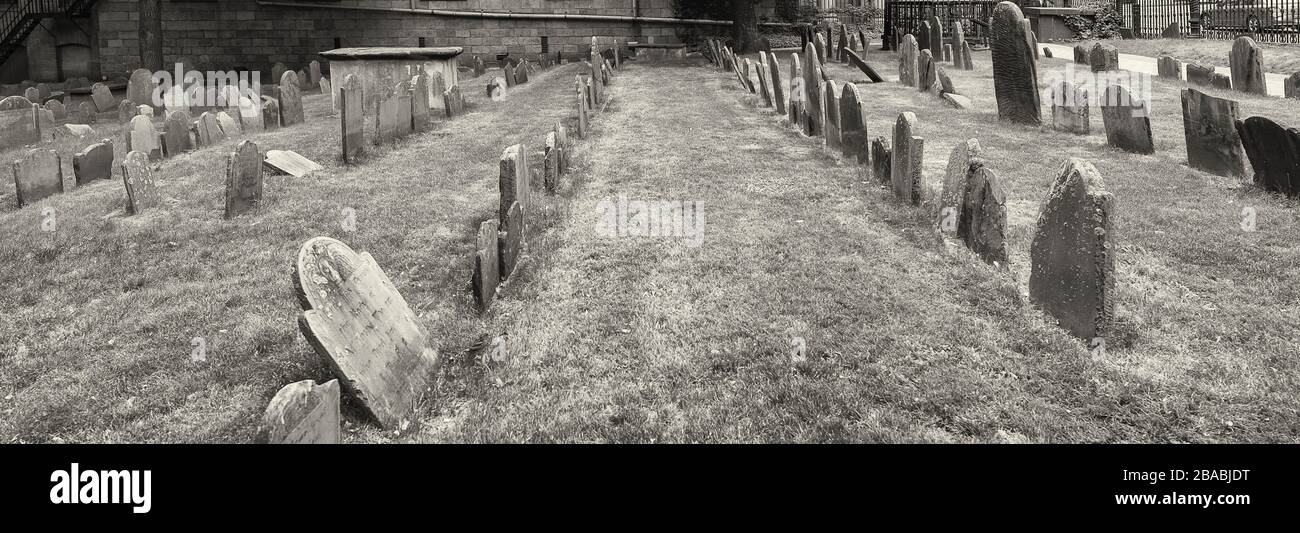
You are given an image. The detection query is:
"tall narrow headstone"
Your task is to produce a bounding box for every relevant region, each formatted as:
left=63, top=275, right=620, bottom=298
left=411, top=73, right=430, bottom=132
left=898, top=34, right=919, bottom=88
left=823, top=81, right=841, bottom=152
left=1230, top=36, right=1266, bottom=96
left=952, top=21, right=967, bottom=69
left=262, top=97, right=281, bottom=131
left=309, top=60, right=322, bottom=87
left=1029, top=158, right=1115, bottom=341
left=1100, top=85, right=1154, bottom=154
left=224, top=140, right=262, bottom=218
left=1181, top=88, right=1246, bottom=178
left=375, top=89, right=401, bottom=144
left=991, top=2, right=1041, bottom=125
left=917, top=22, right=932, bottom=53
left=891, top=112, right=923, bottom=205
left=872, top=137, right=891, bottom=184
left=543, top=131, right=559, bottom=192
left=121, top=150, right=160, bottom=215
left=790, top=54, right=805, bottom=131
left=918, top=49, right=937, bottom=92
left=839, top=84, right=868, bottom=164
left=499, top=144, right=530, bottom=227
left=276, top=70, right=305, bottom=126
left=960, top=41, right=975, bottom=70
left=340, top=74, right=363, bottom=163
left=575, top=76, right=589, bottom=138
left=928, top=15, right=944, bottom=57
left=803, top=43, right=823, bottom=136
left=499, top=201, right=524, bottom=279
left=472, top=219, right=500, bottom=311
left=769, top=53, right=786, bottom=115
left=393, top=82, right=413, bottom=138
left=443, top=85, right=463, bottom=118
left=959, top=160, right=1009, bottom=266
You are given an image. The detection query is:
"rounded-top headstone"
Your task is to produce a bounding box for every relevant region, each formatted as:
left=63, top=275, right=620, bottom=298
left=1230, top=36, right=1266, bottom=96
left=990, top=2, right=1041, bottom=125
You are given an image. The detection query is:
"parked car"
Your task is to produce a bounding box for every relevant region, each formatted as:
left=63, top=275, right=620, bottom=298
left=1201, top=0, right=1298, bottom=32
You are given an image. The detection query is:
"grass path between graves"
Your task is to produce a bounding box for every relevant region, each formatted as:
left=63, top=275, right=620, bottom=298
left=423, top=53, right=1299, bottom=442
left=1092, top=37, right=1300, bottom=74
left=0, top=62, right=589, bottom=442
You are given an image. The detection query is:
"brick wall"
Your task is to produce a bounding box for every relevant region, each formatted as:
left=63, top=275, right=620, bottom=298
left=92, top=0, right=736, bottom=79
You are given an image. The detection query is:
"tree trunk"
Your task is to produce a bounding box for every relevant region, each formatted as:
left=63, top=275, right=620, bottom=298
left=732, top=0, right=762, bottom=54
left=138, top=0, right=164, bottom=71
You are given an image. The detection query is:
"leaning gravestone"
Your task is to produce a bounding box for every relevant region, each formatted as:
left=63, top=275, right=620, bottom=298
left=411, top=73, right=431, bottom=132
left=939, top=138, right=982, bottom=232
left=872, top=137, right=891, bottom=184
left=1090, top=43, right=1119, bottom=72
left=1236, top=116, right=1300, bottom=197
left=128, top=68, right=154, bottom=107
left=898, top=34, right=919, bottom=88
left=264, top=150, right=322, bottom=177
left=960, top=41, right=975, bottom=70
left=1100, top=85, right=1154, bottom=154
left=258, top=379, right=340, bottom=444
left=1230, top=36, right=1266, bottom=96
left=918, top=49, right=937, bottom=92
left=840, top=83, right=868, bottom=164
left=126, top=114, right=162, bottom=161
left=846, top=50, right=884, bottom=83
left=937, top=68, right=957, bottom=95
left=891, top=112, right=923, bottom=205
left=73, top=139, right=114, bottom=185
left=1181, top=88, right=1246, bottom=178
left=162, top=110, right=194, bottom=156
left=769, top=53, right=786, bottom=115
left=1051, top=80, right=1090, bottom=135
left=91, top=83, right=116, bottom=113
left=1029, top=158, right=1115, bottom=341
left=472, top=219, right=500, bottom=312
left=262, top=97, right=281, bottom=131
left=225, top=140, right=262, bottom=218
left=11, top=148, right=63, bottom=207
left=1157, top=56, right=1183, bottom=80
left=216, top=110, right=241, bottom=137
left=339, top=74, right=364, bottom=163
left=823, top=81, right=841, bottom=151
left=991, top=2, right=1041, bottom=125
left=959, top=160, right=1009, bottom=266
left=120, top=150, right=160, bottom=215
left=276, top=71, right=305, bottom=126
left=294, top=236, right=442, bottom=429
left=504, top=64, right=516, bottom=88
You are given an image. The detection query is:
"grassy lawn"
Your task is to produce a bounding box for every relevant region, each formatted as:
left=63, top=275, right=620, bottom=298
left=4, top=46, right=1299, bottom=443
left=1092, top=37, right=1300, bottom=74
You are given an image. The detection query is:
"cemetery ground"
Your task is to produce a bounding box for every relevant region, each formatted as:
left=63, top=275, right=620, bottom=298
left=1097, top=37, right=1300, bottom=73
left=2, top=48, right=1299, bottom=443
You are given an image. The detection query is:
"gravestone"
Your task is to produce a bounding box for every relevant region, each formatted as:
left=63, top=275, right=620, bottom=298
left=544, top=132, right=559, bottom=192
left=271, top=62, right=287, bottom=84
left=309, top=60, right=322, bottom=87
left=258, top=379, right=340, bottom=444
left=162, top=110, right=194, bottom=156
left=137, top=104, right=153, bottom=117
left=264, top=150, right=323, bottom=177
left=1100, top=85, right=1154, bottom=154
left=294, top=236, right=441, bottom=429
left=575, top=76, right=588, bottom=137
left=73, top=139, right=114, bottom=185
left=838, top=24, right=850, bottom=62
left=991, top=3, right=1041, bottom=125
left=443, top=85, right=463, bottom=118
left=943, top=44, right=954, bottom=63
left=75, top=101, right=96, bottom=124
left=891, top=112, right=923, bottom=205
left=118, top=100, right=137, bottom=122
left=1026, top=25, right=1039, bottom=60
left=11, top=148, right=62, bottom=207
left=959, top=160, right=1009, bottom=266
left=952, top=21, right=967, bottom=69
left=195, top=111, right=225, bottom=146
left=500, top=201, right=524, bottom=279
left=790, top=54, right=805, bottom=130
left=340, top=74, right=363, bottom=163
left=554, top=121, right=570, bottom=173
left=1074, top=45, right=1088, bottom=64
left=91, top=83, right=116, bottom=112
left=960, top=41, right=975, bottom=70
left=126, top=114, right=162, bottom=161
left=1162, top=22, right=1180, bottom=38
left=1181, top=88, right=1246, bottom=178
left=1287, top=73, right=1300, bottom=98
left=277, top=71, right=305, bottom=126
left=769, top=53, right=786, bottom=115
left=45, top=99, right=66, bottom=120
left=320, top=77, right=332, bottom=105
left=515, top=61, right=529, bottom=85
left=846, top=50, right=884, bottom=83
left=928, top=15, right=944, bottom=57
left=1029, top=158, right=1115, bottom=341
left=1090, top=43, right=1118, bottom=72
left=474, top=56, right=486, bottom=77
left=0, top=96, right=38, bottom=149
left=224, top=140, right=262, bottom=218
left=937, top=67, right=956, bottom=95
left=872, top=137, right=891, bottom=184
left=121, top=150, right=160, bottom=215
left=499, top=144, right=530, bottom=227
left=1157, top=56, right=1183, bottom=80
left=898, top=34, right=919, bottom=87
left=1236, top=116, right=1300, bottom=196
left=917, top=21, right=932, bottom=53
left=757, top=53, right=774, bottom=108
left=161, top=84, right=188, bottom=116
left=23, top=86, right=38, bottom=103
left=918, top=50, right=937, bottom=92
left=238, top=96, right=264, bottom=131
left=394, top=82, right=413, bottom=138
left=411, top=73, right=430, bottom=132
left=375, top=89, right=401, bottom=144
left=823, top=81, right=841, bottom=152
left=1210, top=72, right=1233, bottom=90
left=298, top=68, right=311, bottom=90
left=839, top=83, right=868, bottom=164
left=1051, top=80, right=1090, bottom=135
left=128, top=68, right=153, bottom=107
left=216, top=110, right=241, bottom=137
left=943, top=93, right=972, bottom=109
left=1230, top=36, right=1266, bottom=96
left=504, top=64, right=516, bottom=88
left=1186, top=62, right=1216, bottom=86
left=939, top=138, right=982, bottom=231
left=803, top=43, right=823, bottom=136
left=472, top=219, right=500, bottom=311
left=262, top=96, right=281, bottom=131
left=815, top=33, right=828, bottom=64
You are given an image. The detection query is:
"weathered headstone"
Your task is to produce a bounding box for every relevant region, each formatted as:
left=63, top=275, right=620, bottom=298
left=917, top=21, right=932, bottom=53
left=815, top=33, right=828, bottom=64
left=1157, top=56, right=1183, bottom=80
left=1100, top=85, right=1154, bottom=154
left=472, top=219, right=501, bottom=311
left=162, top=110, right=194, bottom=156
left=872, top=136, right=891, bottom=184
left=1236, top=116, right=1300, bottom=196
left=238, top=96, right=264, bottom=131
left=394, top=82, right=413, bottom=138
left=1026, top=24, right=1039, bottom=60
left=263, top=149, right=323, bottom=178
left=225, top=140, right=262, bottom=218
left=443, top=85, right=463, bottom=118
left=91, top=82, right=116, bottom=113
left=937, top=67, right=957, bottom=95
left=309, top=60, right=322, bottom=87
left=128, top=69, right=154, bottom=107
left=340, top=74, right=363, bottom=163
left=543, top=131, right=559, bottom=192
left=943, top=44, right=954, bottom=63
left=943, top=92, right=973, bottom=110
left=790, top=54, right=805, bottom=130
left=515, top=61, right=529, bottom=85
left=918, top=50, right=937, bottom=92
left=45, top=99, right=66, bottom=120
left=1162, top=21, right=1180, bottom=39
left=126, top=114, right=162, bottom=161
left=118, top=100, right=138, bottom=122
left=262, top=96, right=281, bottom=131
left=960, top=41, right=974, bottom=70
left=195, top=111, right=225, bottom=146
left=959, top=160, right=1009, bottom=266
left=411, top=73, right=430, bottom=132
left=1181, top=88, right=1246, bottom=178
left=75, top=101, right=96, bottom=124
left=499, top=144, right=530, bottom=227
left=73, top=139, right=114, bottom=185
left=575, top=76, right=589, bottom=137
left=839, top=83, right=868, bottom=164
left=938, top=138, right=982, bottom=232
left=216, top=110, right=241, bottom=137
left=258, top=379, right=340, bottom=444
left=891, top=112, right=923, bottom=205
left=803, top=43, right=823, bottom=136
left=1286, top=72, right=1300, bottom=99
left=769, top=53, right=786, bottom=115
left=276, top=71, right=305, bottom=126
left=1029, top=158, right=1115, bottom=341
left=474, top=56, right=486, bottom=78
left=375, top=89, right=401, bottom=145
left=823, top=81, right=841, bottom=151
left=0, top=96, right=39, bottom=148
left=120, top=150, right=160, bottom=215
left=755, top=55, right=773, bottom=107
left=1090, top=43, right=1119, bottom=72
left=846, top=50, right=884, bottom=83
left=1186, top=62, right=1216, bottom=87
left=838, top=24, right=850, bottom=62
left=1230, top=36, right=1266, bottom=96
left=898, top=34, right=919, bottom=87
left=294, top=236, right=442, bottom=429
left=1051, top=80, right=1090, bottom=135
left=1074, top=44, right=1089, bottom=64
left=11, top=148, right=62, bottom=207
left=928, top=14, right=944, bottom=57
left=952, top=21, right=968, bottom=69
left=991, top=2, right=1041, bottom=125
left=499, top=201, right=524, bottom=279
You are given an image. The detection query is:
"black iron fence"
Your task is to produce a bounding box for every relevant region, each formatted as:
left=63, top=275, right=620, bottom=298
left=882, top=0, right=998, bottom=50
left=1129, top=0, right=1300, bottom=43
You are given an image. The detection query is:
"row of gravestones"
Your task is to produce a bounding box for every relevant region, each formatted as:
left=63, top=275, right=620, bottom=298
left=486, top=59, right=545, bottom=100
left=123, top=67, right=313, bottom=129
left=896, top=30, right=974, bottom=110
left=339, top=68, right=468, bottom=164
left=803, top=23, right=874, bottom=66
left=721, top=5, right=1116, bottom=346
left=255, top=43, right=619, bottom=443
